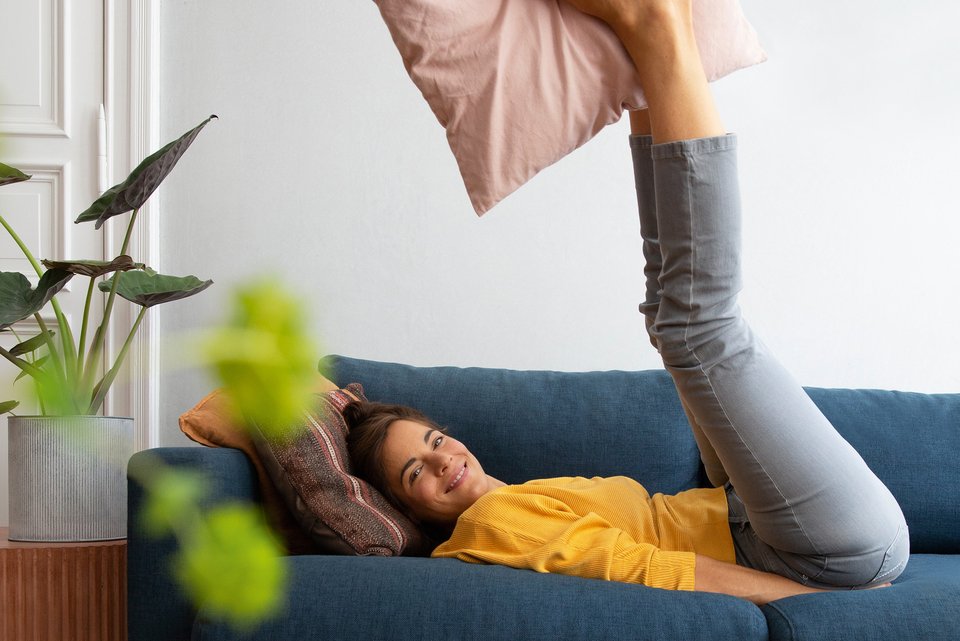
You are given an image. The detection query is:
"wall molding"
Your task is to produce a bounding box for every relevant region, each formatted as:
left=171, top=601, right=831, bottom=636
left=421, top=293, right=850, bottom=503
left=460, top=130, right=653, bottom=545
left=0, top=157, right=73, bottom=282
left=0, top=0, right=68, bottom=137
left=103, top=0, right=160, bottom=450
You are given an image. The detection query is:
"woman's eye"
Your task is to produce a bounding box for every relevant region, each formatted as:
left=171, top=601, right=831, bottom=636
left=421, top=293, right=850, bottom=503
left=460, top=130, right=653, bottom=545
left=433, top=436, right=443, bottom=448
left=410, top=466, right=422, bottom=484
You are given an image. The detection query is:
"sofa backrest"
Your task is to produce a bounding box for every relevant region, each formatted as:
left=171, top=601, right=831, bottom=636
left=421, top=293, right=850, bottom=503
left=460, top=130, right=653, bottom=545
left=327, top=356, right=959, bottom=554
left=802, top=386, right=960, bottom=554
left=327, top=356, right=703, bottom=496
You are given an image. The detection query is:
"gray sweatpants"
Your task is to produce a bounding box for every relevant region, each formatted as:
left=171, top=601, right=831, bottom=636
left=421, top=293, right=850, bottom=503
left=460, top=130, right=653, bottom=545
left=630, top=133, right=909, bottom=589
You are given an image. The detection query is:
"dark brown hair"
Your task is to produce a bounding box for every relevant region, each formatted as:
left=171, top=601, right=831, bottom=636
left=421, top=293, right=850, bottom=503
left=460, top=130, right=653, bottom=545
left=343, top=401, right=448, bottom=517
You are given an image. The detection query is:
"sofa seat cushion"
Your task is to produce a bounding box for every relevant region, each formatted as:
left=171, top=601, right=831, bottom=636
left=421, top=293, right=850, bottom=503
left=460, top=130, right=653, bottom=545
left=193, top=556, right=768, bottom=641
left=762, top=554, right=960, bottom=641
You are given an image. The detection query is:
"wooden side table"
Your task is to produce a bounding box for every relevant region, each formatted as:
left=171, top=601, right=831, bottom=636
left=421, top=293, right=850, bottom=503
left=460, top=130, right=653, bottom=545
left=0, top=527, right=126, bottom=641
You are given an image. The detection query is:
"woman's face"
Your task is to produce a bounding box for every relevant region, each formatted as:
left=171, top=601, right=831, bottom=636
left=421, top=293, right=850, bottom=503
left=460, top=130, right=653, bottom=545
left=380, top=419, right=491, bottom=525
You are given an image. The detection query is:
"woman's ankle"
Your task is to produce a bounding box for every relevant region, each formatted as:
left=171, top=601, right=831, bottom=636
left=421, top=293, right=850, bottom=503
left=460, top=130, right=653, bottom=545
left=613, top=1, right=722, bottom=143
left=610, top=0, right=694, bottom=52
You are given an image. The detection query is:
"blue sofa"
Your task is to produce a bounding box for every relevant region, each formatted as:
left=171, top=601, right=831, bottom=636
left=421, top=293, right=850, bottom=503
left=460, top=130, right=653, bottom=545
left=128, top=355, right=960, bottom=641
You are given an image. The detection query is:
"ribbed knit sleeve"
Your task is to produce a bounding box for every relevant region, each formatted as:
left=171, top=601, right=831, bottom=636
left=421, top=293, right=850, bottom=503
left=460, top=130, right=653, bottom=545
left=434, top=510, right=697, bottom=590
left=431, top=478, right=721, bottom=591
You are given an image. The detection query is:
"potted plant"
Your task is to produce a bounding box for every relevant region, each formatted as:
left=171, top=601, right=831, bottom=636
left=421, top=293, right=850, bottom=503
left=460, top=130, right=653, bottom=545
left=0, top=115, right=216, bottom=541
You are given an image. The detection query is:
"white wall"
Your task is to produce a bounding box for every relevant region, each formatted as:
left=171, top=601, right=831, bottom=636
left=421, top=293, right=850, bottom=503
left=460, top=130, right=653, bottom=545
left=158, top=0, right=960, bottom=445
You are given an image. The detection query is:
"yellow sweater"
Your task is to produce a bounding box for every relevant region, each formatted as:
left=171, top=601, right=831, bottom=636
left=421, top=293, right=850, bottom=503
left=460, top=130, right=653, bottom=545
left=431, top=476, right=735, bottom=591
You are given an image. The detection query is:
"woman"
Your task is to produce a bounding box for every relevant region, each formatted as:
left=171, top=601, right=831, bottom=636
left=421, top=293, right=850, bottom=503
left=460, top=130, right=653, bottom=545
left=345, top=0, right=909, bottom=605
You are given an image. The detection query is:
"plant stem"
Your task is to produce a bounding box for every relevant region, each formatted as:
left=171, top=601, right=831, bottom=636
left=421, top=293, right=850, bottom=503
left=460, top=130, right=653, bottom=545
left=35, top=313, right=80, bottom=413
left=0, top=214, right=79, bottom=372
left=80, top=271, right=121, bottom=401
left=35, top=315, right=66, bottom=384
left=77, top=278, right=96, bottom=377
left=0, top=214, right=44, bottom=277
left=81, top=208, right=140, bottom=407
left=120, top=208, right=139, bottom=256
left=88, top=305, right=146, bottom=414
left=0, top=345, right=44, bottom=378
left=9, top=326, right=25, bottom=361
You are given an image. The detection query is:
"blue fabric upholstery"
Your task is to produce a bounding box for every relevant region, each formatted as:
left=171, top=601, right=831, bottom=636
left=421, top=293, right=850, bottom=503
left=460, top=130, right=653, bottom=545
left=762, top=555, right=960, bottom=641
left=128, top=357, right=960, bottom=641
left=194, top=556, right=767, bottom=641
left=127, top=448, right=258, bottom=641
left=805, top=387, right=960, bottom=553
left=325, top=355, right=704, bottom=495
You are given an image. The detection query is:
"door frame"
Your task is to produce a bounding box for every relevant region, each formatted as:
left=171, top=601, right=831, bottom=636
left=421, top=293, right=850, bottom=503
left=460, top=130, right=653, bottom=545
left=103, top=0, right=160, bottom=450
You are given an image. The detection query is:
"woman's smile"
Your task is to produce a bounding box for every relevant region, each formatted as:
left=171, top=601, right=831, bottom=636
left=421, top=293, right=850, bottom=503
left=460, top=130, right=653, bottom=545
left=446, top=463, right=468, bottom=493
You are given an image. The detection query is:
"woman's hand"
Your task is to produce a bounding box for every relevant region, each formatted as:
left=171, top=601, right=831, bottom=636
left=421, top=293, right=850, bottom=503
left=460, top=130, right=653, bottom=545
left=694, top=555, right=828, bottom=605
left=562, top=0, right=639, bottom=27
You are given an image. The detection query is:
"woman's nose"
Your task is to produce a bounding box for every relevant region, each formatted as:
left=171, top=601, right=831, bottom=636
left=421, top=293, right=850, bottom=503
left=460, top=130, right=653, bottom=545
left=428, top=452, right=452, bottom=476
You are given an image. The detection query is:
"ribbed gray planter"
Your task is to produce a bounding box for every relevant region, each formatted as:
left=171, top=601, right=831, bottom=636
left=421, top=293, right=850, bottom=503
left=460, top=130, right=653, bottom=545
left=7, top=415, right=134, bottom=541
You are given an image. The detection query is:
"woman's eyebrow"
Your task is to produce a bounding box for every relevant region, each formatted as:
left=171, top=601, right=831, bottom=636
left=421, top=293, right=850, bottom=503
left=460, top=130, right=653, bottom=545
left=399, top=430, right=438, bottom=486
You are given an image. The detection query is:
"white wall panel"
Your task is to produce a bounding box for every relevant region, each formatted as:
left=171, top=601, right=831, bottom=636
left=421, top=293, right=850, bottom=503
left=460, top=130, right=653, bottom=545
left=0, top=165, right=67, bottom=283
left=0, top=0, right=66, bottom=136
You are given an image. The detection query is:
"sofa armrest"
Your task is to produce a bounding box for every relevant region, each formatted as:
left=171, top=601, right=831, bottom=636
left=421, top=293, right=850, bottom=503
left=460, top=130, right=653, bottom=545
left=127, top=446, right=259, bottom=641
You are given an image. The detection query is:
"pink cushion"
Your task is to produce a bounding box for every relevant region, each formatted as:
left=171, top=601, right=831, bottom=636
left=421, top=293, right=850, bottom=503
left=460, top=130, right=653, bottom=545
left=374, top=0, right=766, bottom=215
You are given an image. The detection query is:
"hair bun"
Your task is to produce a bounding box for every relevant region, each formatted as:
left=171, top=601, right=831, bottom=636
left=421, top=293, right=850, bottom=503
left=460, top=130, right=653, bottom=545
left=341, top=400, right=367, bottom=428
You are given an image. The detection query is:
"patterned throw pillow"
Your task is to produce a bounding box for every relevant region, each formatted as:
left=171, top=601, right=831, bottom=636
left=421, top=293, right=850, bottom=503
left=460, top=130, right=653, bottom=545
left=179, top=380, right=339, bottom=554
left=373, top=0, right=766, bottom=215
left=248, top=384, right=430, bottom=556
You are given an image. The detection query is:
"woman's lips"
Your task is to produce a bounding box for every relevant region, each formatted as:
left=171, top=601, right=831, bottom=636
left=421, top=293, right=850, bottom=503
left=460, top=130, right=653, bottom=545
left=446, top=463, right=467, bottom=493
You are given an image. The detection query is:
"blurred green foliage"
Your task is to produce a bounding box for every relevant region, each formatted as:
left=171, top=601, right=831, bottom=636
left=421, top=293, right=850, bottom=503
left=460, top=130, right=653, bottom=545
left=203, top=279, right=320, bottom=438
left=135, top=457, right=288, bottom=631
left=176, top=504, right=287, bottom=629
left=136, top=277, right=322, bottom=632
left=140, top=466, right=207, bottom=538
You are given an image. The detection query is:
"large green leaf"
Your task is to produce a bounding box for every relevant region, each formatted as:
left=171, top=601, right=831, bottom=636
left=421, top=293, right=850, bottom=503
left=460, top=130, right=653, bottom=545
left=42, top=255, right=140, bottom=277
left=76, top=115, right=217, bottom=229
left=0, top=400, right=19, bottom=414
left=98, top=270, right=212, bottom=307
left=0, top=163, right=31, bottom=187
left=9, top=330, right=54, bottom=357
left=0, top=269, right=73, bottom=329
